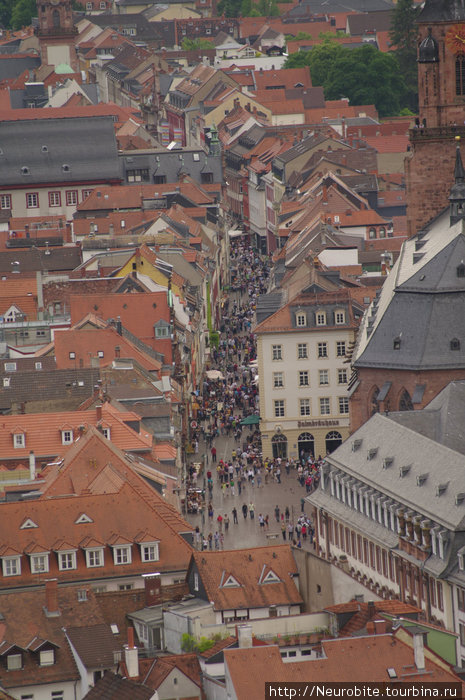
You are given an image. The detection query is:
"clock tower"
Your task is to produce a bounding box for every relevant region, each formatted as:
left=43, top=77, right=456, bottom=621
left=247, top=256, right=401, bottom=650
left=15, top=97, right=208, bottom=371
left=37, top=0, right=78, bottom=71
left=405, top=0, right=465, bottom=235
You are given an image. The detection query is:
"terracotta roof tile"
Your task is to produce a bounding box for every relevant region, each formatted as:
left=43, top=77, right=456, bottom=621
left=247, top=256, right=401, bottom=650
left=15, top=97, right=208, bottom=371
left=84, top=670, right=154, bottom=700
left=191, top=545, right=302, bottom=611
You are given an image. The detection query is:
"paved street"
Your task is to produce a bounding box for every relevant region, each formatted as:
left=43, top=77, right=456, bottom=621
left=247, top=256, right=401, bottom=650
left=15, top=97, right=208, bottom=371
left=184, top=428, right=315, bottom=552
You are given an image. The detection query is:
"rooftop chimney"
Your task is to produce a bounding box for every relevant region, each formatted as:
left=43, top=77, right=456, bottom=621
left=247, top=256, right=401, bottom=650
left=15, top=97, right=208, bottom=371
left=124, top=627, right=139, bottom=678
left=29, top=451, right=36, bottom=480
left=96, top=405, right=102, bottom=422
left=144, top=573, right=162, bottom=606
left=374, top=619, right=387, bottom=634
left=237, top=624, right=253, bottom=648
left=413, top=630, right=426, bottom=671
left=367, top=600, right=376, bottom=619
left=44, top=579, right=60, bottom=617
left=116, top=316, right=122, bottom=336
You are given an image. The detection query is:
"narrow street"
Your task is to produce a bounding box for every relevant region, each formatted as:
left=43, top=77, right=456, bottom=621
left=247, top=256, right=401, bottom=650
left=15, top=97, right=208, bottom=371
left=183, top=239, right=317, bottom=553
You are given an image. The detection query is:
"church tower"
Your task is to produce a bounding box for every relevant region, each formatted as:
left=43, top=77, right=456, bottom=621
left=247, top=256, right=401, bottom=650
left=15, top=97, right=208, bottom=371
left=405, top=0, right=465, bottom=236
left=37, top=0, right=78, bottom=72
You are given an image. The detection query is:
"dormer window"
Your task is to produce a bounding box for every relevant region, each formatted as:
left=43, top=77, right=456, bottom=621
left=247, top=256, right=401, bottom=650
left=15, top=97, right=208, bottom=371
left=450, top=338, right=461, bottom=351
left=2, top=556, right=21, bottom=577
left=334, top=310, right=345, bottom=325
left=101, top=427, right=110, bottom=440
left=296, top=312, right=306, bottom=327
left=7, top=653, right=22, bottom=670
left=316, top=311, right=326, bottom=326
left=13, top=433, right=25, bottom=448
left=85, top=548, right=104, bottom=568
left=39, top=649, right=55, bottom=666
left=140, top=542, right=160, bottom=562
left=3, top=378, right=9, bottom=387
left=457, top=264, right=465, bottom=278
left=393, top=337, right=401, bottom=350
left=113, top=545, right=131, bottom=565
left=30, top=553, right=49, bottom=574
left=61, top=430, right=73, bottom=445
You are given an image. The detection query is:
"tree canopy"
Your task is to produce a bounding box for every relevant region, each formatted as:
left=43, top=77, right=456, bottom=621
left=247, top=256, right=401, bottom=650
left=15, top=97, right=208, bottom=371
left=217, top=0, right=278, bottom=17
left=283, top=41, right=409, bottom=117
left=389, top=0, right=419, bottom=111
left=181, top=38, right=214, bottom=50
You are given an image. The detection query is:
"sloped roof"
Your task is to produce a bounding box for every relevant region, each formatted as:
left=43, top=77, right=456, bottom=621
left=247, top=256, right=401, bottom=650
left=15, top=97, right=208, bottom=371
left=66, top=624, right=120, bottom=669
left=83, top=670, right=154, bottom=699
left=140, top=652, right=202, bottom=690
left=192, top=545, right=302, bottom=610
left=354, top=209, right=465, bottom=370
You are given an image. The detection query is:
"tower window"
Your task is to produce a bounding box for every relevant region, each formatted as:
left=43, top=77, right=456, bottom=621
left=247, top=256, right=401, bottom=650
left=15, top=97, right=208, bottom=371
left=456, top=57, right=465, bottom=96
left=53, top=9, right=60, bottom=27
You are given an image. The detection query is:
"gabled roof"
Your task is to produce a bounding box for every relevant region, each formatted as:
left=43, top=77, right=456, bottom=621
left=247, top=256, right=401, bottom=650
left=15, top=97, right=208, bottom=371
left=83, top=670, right=154, bottom=700
left=191, top=545, right=302, bottom=610
left=0, top=403, right=152, bottom=461
left=140, top=652, right=202, bottom=691
left=65, top=624, right=120, bottom=669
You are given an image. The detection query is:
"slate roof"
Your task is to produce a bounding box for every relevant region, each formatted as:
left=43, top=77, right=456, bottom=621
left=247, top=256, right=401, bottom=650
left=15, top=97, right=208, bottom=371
left=0, top=116, right=120, bottom=188
left=119, top=148, right=222, bottom=185
left=346, top=10, right=393, bottom=35
left=354, top=209, right=465, bottom=369
left=0, top=367, right=99, bottom=410
left=0, top=55, right=40, bottom=81
left=316, top=411, right=465, bottom=531
left=83, top=671, right=154, bottom=699
left=0, top=247, right=81, bottom=272
left=190, top=545, right=303, bottom=611
left=387, top=380, right=465, bottom=456
left=417, top=0, right=465, bottom=22
left=65, top=624, right=120, bottom=669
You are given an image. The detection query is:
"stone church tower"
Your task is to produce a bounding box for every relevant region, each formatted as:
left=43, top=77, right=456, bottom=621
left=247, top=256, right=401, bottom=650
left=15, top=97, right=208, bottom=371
left=405, top=0, right=465, bottom=236
left=37, top=0, right=78, bottom=71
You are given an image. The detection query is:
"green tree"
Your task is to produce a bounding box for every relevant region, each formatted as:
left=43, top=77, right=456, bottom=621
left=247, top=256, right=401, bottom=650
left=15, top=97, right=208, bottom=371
left=256, top=0, right=279, bottom=16
left=389, top=0, right=419, bottom=111
left=284, top=42, right=408, bottom=117
left=217, top=0, right=241, bottom=16
left=182, top=38, right=214, bottom=50
left=10, top=0, right=35, bottom=29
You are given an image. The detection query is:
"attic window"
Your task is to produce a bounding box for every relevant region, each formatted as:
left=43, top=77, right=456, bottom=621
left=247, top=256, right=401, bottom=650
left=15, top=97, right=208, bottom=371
left=3, top=378, right=9, bottom=388
left=417, top=474, right=428, bottom=486
left=7, top=653, right=22, bottom=670
left=62, top=164, right=70, bottom=172
left=296, top=312, right=306, bottom=327
left=456, top=492, right=465, bottom=505
left=436, top=483, right=448, bottom=496
left=352, top=439, right=362, bottom=451
left=20, top=518, right=38, bottom=529
left=450, top=338, right=461, bottom=351
left=262, top=570, right=281, bottom=584
left=13, top=433, right=25, bottom=448
left=39, top=649, right=55, bottom=666
left=367, top=448, right=378, bottom=460
left=75, top=513, right=93, bottom=524
left=316, top=311, right=326, bottom=326
left=383, top=457, right=393, bottom=469
left=61, top=430, right=73, bottom=445
left=21, top=166, right=30, bottom=175
left=457, top=264, right=465, bottom=278
left=222, top=574, right=241, bottom=587
left=399, top=465, right=411, bottom=477
left=393, top=337, right=401, bottom=350
left=193, top=153, right=200, bottom=161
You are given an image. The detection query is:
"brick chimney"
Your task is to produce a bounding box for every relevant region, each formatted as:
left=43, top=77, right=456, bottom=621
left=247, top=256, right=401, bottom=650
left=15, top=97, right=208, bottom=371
left=374, top=619, right=387, bottom=634
left=96, top=405, right=102, bottom=422
left=124, top=627, right=139, bottom=678
left=367, top=600, right=376, bottom=619
left=29, top=451, right=36, bottom=480
left=366, top=621, right=375, bottom=635
left=44, top=579, right=60, bottom=617
left=144, top=573, right=162, bottom=606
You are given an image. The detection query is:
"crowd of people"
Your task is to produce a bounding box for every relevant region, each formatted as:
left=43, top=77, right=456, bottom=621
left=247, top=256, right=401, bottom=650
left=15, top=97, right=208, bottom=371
left=185, top=238, right=322, bottom=551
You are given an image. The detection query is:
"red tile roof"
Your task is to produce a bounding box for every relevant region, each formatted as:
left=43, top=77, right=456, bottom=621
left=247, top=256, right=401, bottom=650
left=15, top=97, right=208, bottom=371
left=191, top=545, right=302, bottom=611
left=0, top=403, right=152, bottom=463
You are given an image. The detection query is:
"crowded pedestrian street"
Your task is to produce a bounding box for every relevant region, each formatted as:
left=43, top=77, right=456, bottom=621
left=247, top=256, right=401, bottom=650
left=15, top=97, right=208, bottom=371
left=183, top=238, right=321, bottom=553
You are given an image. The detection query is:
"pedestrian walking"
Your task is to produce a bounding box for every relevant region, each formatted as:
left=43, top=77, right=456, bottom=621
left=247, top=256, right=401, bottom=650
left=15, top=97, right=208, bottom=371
left=275, top=505, right=280, bottom=522
left=281, top=523, right=286, bottom=541
left=217, top=514, right=223, bottom=532
left=211, top=446, right=217, bottom=463
left=208, top=503, right=214, bottom=521
left=249, top=502, right=255, bottom=520
left=224, top=514, right=230, bottom=531
left=242, top=503, right=248, bottom=519
left=232, top=507, right=238, bottom=524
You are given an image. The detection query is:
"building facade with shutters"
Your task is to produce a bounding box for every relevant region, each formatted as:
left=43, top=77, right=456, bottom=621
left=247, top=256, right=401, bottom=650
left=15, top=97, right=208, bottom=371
left=255, top=289, right=361, bottom=460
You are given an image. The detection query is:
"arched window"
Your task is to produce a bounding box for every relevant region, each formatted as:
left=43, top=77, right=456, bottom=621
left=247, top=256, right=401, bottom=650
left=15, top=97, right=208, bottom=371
left=325, top=431, right=342, bottom=454
left=271, top=433, right=287, bottom=459
left=399, top=390, right=413, bottom=412
left=369, top=228, right=376, bottom=239
left=379, top=227, right=386, bottom=238
left=298, top=432, right=315, bottom=460
left=456, top=57, right=465, bottom=96
left=53, top=9, right=60, bottom=27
